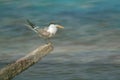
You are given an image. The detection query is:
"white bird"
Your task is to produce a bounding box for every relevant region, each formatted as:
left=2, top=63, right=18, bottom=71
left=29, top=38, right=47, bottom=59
left=25, top=20, right=64, bottom=41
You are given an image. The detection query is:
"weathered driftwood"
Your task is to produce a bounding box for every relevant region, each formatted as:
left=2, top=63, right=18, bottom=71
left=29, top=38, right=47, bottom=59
left=0, top=43, right=53, bottom=80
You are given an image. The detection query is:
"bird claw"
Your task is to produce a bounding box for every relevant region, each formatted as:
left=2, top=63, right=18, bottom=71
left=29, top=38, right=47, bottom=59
left=46, top=41, right=52, bottom=44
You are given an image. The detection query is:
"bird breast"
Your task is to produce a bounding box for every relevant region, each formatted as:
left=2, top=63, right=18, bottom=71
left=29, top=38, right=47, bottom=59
left=47, top=27, right=57, bottom=35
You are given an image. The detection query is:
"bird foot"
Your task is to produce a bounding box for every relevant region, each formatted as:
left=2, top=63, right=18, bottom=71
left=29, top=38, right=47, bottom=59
left=46, top=41, right=52, bottom=44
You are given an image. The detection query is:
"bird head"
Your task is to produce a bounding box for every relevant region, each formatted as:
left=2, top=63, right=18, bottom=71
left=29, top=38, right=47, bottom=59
left=47, top=23, right=64, bottom=35
left=49, top=23, right=64, bottom=29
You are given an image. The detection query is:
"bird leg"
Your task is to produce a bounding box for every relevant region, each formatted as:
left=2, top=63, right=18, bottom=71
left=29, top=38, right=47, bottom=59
left=44, top=38, right=52, bottom=44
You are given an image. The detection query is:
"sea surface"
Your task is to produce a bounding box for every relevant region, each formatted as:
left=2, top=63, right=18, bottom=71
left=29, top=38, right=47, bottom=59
left=0, top=0, right=120, bottom=80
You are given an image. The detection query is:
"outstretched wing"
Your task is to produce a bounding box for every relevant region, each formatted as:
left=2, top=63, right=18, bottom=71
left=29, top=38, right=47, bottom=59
left=25, top=19, right=51, bottom=38
left=25, top=19, right=39, bottom=33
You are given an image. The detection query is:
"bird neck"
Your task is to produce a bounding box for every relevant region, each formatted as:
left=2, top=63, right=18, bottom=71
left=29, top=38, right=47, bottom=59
left=47, top=26, right=58, bottom=35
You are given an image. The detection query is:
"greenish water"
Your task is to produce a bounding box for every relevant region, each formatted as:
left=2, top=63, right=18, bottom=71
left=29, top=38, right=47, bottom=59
left=0, top=0, right=120, bottom=80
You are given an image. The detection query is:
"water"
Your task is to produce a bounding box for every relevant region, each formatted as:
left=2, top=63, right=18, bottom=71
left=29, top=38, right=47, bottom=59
left=0, top=0, right=120, bottom=80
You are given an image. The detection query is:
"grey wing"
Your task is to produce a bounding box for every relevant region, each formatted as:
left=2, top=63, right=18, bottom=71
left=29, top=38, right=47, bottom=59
left=37, top=29, right=51, bottom=38
left=43, top=27, right=48, bottom=31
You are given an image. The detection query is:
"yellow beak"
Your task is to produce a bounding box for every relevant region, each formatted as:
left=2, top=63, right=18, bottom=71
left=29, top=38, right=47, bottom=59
left=56, top=25, right=64, bottom=29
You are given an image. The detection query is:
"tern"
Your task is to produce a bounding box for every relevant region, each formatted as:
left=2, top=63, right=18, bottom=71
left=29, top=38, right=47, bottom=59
left=25, top=20, right=64, bottom=42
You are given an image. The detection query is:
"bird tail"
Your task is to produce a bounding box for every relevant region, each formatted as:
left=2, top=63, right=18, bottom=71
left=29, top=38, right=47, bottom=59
left=25, top=19, right=39, bottom=33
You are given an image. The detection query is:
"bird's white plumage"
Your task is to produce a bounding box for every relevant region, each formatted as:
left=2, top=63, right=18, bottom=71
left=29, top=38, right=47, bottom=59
left=47, top=24, right=58, bottom=35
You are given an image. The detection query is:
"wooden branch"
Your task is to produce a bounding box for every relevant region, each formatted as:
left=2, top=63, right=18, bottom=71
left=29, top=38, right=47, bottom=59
left=0, top=43, right=53, bottom=80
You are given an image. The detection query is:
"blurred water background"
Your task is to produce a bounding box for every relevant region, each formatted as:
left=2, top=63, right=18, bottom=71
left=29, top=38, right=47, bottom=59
left=0, top=0, right=120, bottom=80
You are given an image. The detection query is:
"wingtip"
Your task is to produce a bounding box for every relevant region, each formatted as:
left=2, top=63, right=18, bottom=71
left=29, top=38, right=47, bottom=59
left=26, top=19, right=35, bottom=28
left=26, top=19, right=30, bottom=24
